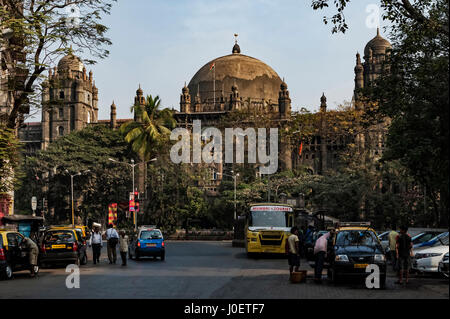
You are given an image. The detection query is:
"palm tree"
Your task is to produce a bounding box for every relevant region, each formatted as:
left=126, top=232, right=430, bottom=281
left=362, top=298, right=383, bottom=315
left=120, top=95, right=176, bottom=161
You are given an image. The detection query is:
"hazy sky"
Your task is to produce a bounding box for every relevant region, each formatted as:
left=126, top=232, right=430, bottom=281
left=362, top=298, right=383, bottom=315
left=29, top=0, right=389, bottom=122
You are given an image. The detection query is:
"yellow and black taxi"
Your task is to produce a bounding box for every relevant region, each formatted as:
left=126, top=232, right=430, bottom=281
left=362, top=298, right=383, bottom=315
left=327, top=222, right=387, bottom=287
left=0, top=230, right=39, bottom=280
left=40, top=227, right=88, bottom=266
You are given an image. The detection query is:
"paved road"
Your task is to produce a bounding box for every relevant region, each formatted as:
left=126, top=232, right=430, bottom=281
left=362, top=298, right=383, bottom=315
left=0, top=241, right=448, bottom=299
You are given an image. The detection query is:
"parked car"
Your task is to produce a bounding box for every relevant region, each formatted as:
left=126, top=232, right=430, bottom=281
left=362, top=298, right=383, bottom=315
left=414, top=232, right=449, bottom=249
left=327, top=223, right=386, bottom=288
left=0, top=230, right=39, bottom=280
left=129, top=227, right=165, bottom=261
left=40, top=228, right=87, bottom=266
left=412, top=231, right=445, bottom=248
left=438, top=252, right=449, bottom=278
left=413, top=236, right=449, bottom=273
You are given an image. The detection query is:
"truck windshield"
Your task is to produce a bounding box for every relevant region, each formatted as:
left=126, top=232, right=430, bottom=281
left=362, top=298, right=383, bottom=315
left=250, top=211, right=289, bottom=228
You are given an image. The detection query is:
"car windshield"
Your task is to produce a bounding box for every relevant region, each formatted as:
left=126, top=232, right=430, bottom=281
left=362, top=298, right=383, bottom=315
left=432, top=234, right=449, bottom=247
left=336, top=230, right=379, bottom=246
left=140, top=230, right=162, bottom=240
left=44, top=231, right=75, bottom=243
left=250, top=211, right=289, bottom=228
left=413, top=232, right=438, bottom=244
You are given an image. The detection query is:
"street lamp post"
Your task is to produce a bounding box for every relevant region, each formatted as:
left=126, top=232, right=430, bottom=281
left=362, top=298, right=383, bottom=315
left=109, top=158, right=156, bottom=232
left=217, top=171, right=239, bottom=221
left=65, top=170, right=90, bottom=228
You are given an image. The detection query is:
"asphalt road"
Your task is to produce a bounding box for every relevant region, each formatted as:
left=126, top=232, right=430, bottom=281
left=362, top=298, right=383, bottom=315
left=0, top=241, right=448, bottom=299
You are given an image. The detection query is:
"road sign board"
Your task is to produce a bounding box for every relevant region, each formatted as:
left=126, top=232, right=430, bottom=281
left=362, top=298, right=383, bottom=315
left=31, top=197, right=37, bottom=211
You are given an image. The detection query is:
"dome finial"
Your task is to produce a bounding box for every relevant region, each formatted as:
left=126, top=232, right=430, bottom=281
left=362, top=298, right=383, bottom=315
left=377, top=27, right=380, bottom=36
left=232, top=33, right=241, bottom=54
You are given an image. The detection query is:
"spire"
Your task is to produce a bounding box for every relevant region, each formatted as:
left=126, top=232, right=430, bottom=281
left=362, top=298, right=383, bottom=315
left=377, top=27, right=380, bottom=37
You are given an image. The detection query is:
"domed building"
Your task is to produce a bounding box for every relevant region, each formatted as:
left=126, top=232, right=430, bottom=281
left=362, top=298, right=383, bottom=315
left=354, top=28, right=392, bottom=107
left=175, top=40, right=291, bottom=119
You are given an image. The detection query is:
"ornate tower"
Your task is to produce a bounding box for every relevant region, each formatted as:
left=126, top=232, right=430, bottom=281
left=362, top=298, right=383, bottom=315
left=180, top=83, right=191, bottom=113
left=41, top=51, right=98, bottom=150
left=319, top=93, right=328, bottom=174
left=353, top=28, right=391, bottom=109
left=134, top=85, right=145, bottom=122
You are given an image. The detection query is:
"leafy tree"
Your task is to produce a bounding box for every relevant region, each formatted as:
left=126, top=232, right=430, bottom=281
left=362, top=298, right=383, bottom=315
left=120, top=95, right=176, bottom=161
left=0, top=0, right=115, bottom=129
left=15, top=125, right=133, bottom=226
left=0, top=125, right=21, bottom=194
left=312, top=0, right=449, bottom=226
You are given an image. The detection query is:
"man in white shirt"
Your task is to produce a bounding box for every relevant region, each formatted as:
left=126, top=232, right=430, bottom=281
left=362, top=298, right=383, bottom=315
left=89, top=226, right=103, bottom=264
left=106, top=224, right=119, bottom=264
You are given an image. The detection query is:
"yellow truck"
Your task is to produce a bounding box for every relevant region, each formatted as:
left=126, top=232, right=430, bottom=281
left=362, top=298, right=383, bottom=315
left=245, top=203, right=295, bottom=256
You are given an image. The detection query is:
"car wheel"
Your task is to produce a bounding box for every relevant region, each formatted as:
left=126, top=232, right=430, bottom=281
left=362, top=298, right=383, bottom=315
left=330, top=268, right=339, bottom=285
left=135, top=252, right=140, bottom=261
left=1, top=264, right=13, bottom=280
left=161, top=253, right=165, bottom=261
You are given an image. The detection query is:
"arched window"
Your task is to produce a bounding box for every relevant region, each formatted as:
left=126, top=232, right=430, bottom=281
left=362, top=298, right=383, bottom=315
left=59, top=91, right=65, bottom=99
left=58, top=126, right=64, bottom=137
left=59, top=108, right=64, bottom=119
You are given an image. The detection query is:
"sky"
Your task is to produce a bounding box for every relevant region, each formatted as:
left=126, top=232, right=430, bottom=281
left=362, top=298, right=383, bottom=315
left=29, top=0, right=389, bottom=122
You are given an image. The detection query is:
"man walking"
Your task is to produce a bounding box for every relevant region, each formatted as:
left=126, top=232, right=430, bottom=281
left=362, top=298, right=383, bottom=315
left=89, top=226, right=103, bottom=264
left=119, top=231, right=129, bottom=266
left=21, top=237, right=39, bottom=278
left=106, top=224, right=119, bottom=264
left=396, top=225, right=413, bottom=285
left=388, top=224, right=399, bottom=270
left=286, top=227, right=300, bottom=277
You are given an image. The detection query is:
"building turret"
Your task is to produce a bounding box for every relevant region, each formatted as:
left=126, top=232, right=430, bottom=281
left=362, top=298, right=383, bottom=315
left=320, top=92, right=327, bottom=113
left=278, top=80, right=291, bottom=119
left=180, top=83, right=191, bottom=113
left=230, top=84, right=241, bottom=110
left=110, top=101, right=117, bottom=130
left=134, top=85, right=145, bottom=122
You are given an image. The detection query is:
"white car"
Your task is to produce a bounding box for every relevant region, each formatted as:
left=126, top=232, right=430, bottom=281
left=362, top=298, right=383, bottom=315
left=438, top=252, right=449, bottom=278
left=413, top=242, right=449, bottom=273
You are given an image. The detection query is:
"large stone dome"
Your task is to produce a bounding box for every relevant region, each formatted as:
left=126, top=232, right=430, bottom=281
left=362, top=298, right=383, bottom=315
left=188, top=48, right=283, bottom=103
left=57, top=52, right=84, bottom=73
left=364, top=28, right=391, bottom=57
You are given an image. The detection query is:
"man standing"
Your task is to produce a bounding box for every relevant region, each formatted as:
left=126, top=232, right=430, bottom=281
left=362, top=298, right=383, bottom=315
left=396, top=225, right=413, bottom=285
left=106, top=224, right=119, bottom=264
left=388, top=224, right=399, bottom=270
left=286, top=227, right=300, bottom=277
left=21, top=237, right=39, bottom=277
left=89, top=226, right=103, bottom=264
left=314, top=229, right=335, bottom=284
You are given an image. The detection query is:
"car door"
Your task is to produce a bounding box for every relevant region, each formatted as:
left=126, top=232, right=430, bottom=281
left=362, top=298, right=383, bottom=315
left=6, top=233, right=21, bottom=270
